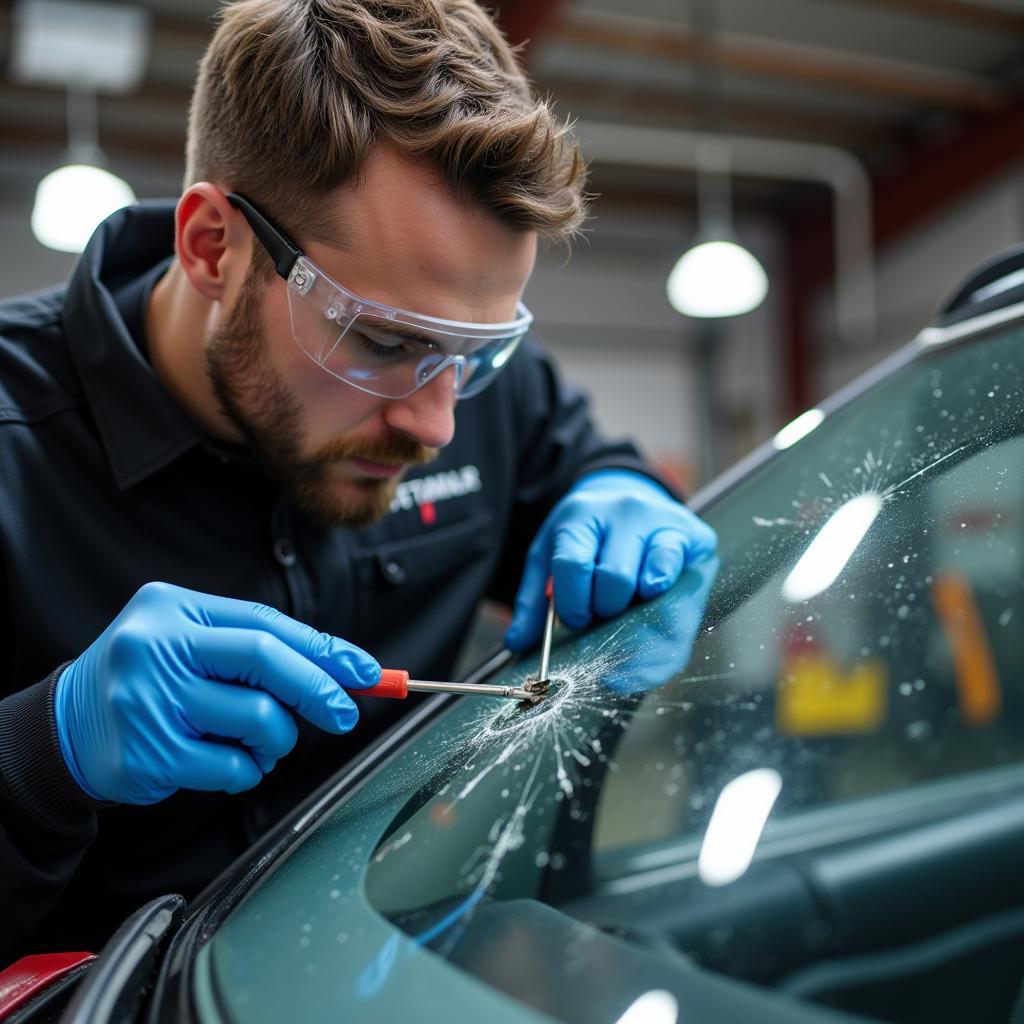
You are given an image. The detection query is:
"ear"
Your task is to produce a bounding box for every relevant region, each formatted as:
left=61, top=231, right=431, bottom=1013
left=174, top=183, right=250, bottom=302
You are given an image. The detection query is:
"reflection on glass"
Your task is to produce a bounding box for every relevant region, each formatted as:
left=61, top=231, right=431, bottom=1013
left=773, top=407, right=825, bottom=450
left=782, top=491, right=883, bottom=602
left=615, top=989, right=679, bottom=1024
left=697, top=767, right=783, bottom=886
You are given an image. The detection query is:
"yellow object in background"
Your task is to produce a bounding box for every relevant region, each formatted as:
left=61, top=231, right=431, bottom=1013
left=778, top=654, right=887, bottom=736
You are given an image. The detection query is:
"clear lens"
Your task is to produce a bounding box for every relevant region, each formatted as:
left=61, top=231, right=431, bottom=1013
left=458, top=335, right=524, bottom=397
left=286, top=257, right=529, bottom=400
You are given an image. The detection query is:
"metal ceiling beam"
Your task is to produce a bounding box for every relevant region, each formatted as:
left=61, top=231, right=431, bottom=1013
left=538, top=77, right=890, bottom=147
left=873, top=91, right=1024, bottom=244
left=2, top=5, right=574, bottom=65
left=0, top=79, right=191, bottom=114
left=2, top=119, right=185, bottom=163
left=834, top=0, right=1024, bottom=32
left=0, top=72, right=888, bottom=153
left=788, top=86, right=1024, bottom=294
left=552, top=12, right=1002, bottom=111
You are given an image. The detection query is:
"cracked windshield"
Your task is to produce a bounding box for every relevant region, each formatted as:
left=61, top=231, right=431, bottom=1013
left=204, top=324, right=1024, bottom=1022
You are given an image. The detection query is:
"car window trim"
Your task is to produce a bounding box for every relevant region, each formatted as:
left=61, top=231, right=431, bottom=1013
left=689, top=302, right=1024, bottom=514
left=919, top=296, right=1024, bottom=349
left=689, top=341, right=919, bottom=511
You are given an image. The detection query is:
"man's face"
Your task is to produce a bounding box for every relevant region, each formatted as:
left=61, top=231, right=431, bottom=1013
left=207, top=149, right=537, bottom=526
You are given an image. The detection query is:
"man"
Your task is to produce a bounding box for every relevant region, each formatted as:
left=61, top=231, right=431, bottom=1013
left=0, top=0, right=716, bottom=959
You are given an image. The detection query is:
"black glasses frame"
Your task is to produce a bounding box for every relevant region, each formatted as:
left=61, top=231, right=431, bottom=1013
left=226, top=192, right=303, bottom=281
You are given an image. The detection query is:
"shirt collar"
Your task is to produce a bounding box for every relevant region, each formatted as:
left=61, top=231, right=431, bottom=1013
left=63, top=200, right=204, bottom=490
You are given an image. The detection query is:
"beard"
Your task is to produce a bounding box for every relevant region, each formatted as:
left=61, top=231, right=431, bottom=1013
left=205, top=267, right=437, bottom=526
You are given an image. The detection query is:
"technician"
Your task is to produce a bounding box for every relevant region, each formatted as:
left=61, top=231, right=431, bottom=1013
left=0, top=0, right=716, bottom=958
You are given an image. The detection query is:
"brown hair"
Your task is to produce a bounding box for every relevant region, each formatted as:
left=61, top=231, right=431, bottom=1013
left=185, top=0, right=587, bottom=253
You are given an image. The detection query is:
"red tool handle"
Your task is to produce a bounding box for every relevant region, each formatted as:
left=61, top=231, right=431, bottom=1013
left=546, top=575, right=553, bottom=600
left=355, top=669, right=409, bottom=699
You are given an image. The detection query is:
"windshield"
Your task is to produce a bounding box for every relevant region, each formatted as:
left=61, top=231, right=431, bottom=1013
left=197, top=321, right=1024, bottom=1024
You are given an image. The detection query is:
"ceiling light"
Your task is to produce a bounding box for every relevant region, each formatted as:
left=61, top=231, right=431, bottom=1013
left=29, top=85, right=136, bottom=253
left=12, top=0, right=150, bottom=92
left=667, top=240, right=768, bottom=318
left=773, top=408, right=826, bottom=450
left=665, top=57, right=770, bottom=320
left=13, top=1, right=146, bottom=254
left=31, top=163, right=136, bottom=253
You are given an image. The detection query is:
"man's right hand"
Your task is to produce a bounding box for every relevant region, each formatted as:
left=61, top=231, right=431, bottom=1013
left=54, top=582, right=380, bottom=804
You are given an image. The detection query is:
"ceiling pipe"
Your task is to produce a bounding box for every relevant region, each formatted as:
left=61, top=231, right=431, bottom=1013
left=575, top=120, right=876, bottom=346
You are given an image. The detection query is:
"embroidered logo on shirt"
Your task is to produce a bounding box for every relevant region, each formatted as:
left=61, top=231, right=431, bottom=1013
left=390, top=465, right=482, bottom=524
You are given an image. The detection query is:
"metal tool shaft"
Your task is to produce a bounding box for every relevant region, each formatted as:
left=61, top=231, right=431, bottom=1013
left=407, top=679, right=534, bottom=700
left=538, top=593, right=556, bottom=683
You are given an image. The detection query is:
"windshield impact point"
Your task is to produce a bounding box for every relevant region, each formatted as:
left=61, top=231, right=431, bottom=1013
left=520, top=678, right=550, bottom=708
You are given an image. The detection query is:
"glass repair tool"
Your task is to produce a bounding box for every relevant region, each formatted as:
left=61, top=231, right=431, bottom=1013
left=354, top=669, right=537, bottom=701
left=519, top=576, right=556, bottom=707
left=537, top=575, right=555, bottom=687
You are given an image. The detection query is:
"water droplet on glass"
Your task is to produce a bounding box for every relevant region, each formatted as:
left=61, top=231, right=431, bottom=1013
left=906, top=720, right=932, bottom=741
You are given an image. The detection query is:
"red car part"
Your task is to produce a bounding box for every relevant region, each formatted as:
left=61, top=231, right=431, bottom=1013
left=0, top=952, right=95, bottom=1021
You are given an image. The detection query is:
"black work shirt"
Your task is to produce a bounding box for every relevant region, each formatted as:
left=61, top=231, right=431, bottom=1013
left=0, top=201, right=658, bottom=959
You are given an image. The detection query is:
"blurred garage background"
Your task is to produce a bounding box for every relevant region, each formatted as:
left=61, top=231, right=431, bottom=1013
left=3, top=0, right=1024, bottom=493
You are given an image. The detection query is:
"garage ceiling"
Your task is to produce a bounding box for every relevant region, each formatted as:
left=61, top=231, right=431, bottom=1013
left=3, top=0, right=1024, bottom=272
left=2, top=0, right=1024, bottom=184
left=3, top=0, right=1024, bottom=411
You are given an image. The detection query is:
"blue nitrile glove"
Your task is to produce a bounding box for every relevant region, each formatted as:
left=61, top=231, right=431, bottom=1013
left=54, top=582, right=380, bottom=804
left=601, top=554, right=718, bottom=695
left=505, top=469, right=718, bottom=650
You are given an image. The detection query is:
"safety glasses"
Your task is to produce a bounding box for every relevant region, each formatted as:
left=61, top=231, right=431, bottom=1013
left=227, top=192, right=532, bottom=400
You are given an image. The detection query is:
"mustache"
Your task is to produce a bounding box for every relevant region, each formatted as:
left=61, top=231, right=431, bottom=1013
left=310, top=433, right=438, bottom=468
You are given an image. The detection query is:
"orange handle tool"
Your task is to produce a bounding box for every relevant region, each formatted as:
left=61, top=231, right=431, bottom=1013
left=357, top=668, right=409, bottom=699
left=351, top=670, right=534, bottom=701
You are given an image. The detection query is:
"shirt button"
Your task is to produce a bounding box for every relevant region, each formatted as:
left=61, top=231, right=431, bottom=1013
left=274, top=538, right=297, bottom=568
left=384, top=560, right=406, bottom=584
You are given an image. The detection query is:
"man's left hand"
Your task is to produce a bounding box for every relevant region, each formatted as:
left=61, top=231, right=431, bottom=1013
left=505, top=469, right=718, bottom=650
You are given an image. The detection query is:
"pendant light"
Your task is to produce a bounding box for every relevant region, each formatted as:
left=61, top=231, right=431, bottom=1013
left=666, top=141, right=768, bottom=318
left=12, top=0, right=148, bottom=253
left=666, top=0, right=768, bottom=319
left=31, top=86, right=136, bottom=253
